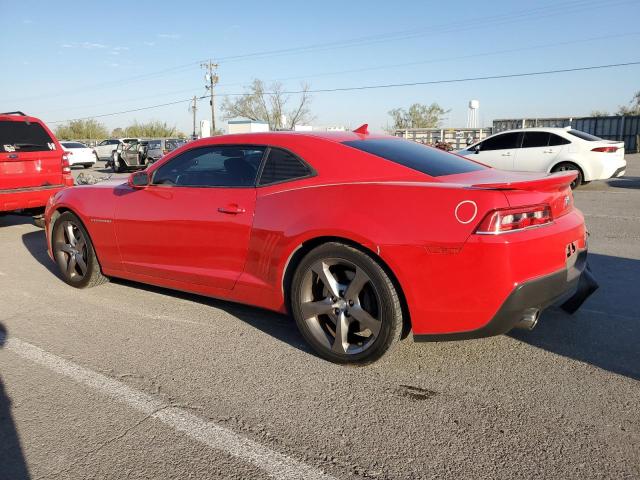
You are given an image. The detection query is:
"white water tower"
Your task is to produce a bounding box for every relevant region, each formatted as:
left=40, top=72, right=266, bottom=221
left=467, top=100, right=480, bottom=128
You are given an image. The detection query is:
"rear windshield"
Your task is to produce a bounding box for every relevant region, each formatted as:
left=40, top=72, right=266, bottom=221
left=148, top=140, right=161, bottom=148
left=62, top=142, right=87, bottom=148
left=567, top=130, right=602, bottom=141
left=0, top=120, right=55, bottom=152
left=342, top=138, right=486, bottom=177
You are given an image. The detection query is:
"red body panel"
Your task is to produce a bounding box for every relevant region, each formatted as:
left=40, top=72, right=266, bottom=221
left=0, top=113, right=73, bottom=212
left=45, top=131, right=586, bottom=337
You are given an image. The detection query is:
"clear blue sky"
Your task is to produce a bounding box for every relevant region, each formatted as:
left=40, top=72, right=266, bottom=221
left=1, top=0, right=639, bottom=134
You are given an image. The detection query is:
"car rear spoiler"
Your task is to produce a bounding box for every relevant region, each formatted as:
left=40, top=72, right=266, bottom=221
left=472, top=171, right=577, bottom=191
left=1, top=111, right=27, bottom=116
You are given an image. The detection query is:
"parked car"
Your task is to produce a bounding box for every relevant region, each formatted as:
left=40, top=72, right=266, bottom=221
left=145, top=138, right=187, bottom=164
left=93, top=138, right=138, bottom=161
left=44, top=126, right=597, bottom=364
left=0, top=111, right=74, bottom=216
left=60, top=141, right=96, bottom=169
left=110, top=139, right=151, bottom=172
left=458, top=127, right=626, bottom=189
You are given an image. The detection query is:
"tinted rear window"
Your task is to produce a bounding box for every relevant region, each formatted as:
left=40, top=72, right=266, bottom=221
left=0, top=121, right=55, bottom=152
left=62, top=142, right=87, bottom=148
left=148, top=140, right=161, bottom=148
left=342, top=138, right=485, bottom=177
left=567, top=130, right=602, bottom=141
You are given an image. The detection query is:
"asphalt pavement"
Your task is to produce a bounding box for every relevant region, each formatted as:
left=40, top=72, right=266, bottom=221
left=1, top=158, right=638, bottom=479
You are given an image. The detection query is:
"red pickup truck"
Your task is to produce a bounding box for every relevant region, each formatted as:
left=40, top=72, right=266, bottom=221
left=0, top=112, right=74, bottom=216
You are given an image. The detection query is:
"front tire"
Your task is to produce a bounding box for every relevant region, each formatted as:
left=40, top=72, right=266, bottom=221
left=113, top=154, right=125, bottom=173
left=52, top=212, right=108, bottom=288
left=552, top=162, right=583, bottom=189
left=291, top=242, right=403, bottom=365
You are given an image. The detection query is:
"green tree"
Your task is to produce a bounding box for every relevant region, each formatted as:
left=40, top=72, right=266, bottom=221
left=220, top=79, right=313, bottom=130
left=617, top=91, right=640, bottom=116
left=111, top=127, right=125, bottom=138
left=55, top=119, right=109, bottom=140
left=123, top=120, right=184, bottom=138
left=388, top=103, right=449, bottom=130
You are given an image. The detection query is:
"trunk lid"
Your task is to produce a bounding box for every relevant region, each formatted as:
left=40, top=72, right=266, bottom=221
left=440, top=168, right=576, bottom=219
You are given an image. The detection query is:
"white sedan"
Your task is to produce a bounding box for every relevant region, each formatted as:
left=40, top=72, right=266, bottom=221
left=60, top=141, right=97, bottom=169
left=458, top=127, right=626, bottom=188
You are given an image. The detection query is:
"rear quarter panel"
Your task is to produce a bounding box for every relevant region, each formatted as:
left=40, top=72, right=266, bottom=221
left=241, top=181, right=509, bottom=316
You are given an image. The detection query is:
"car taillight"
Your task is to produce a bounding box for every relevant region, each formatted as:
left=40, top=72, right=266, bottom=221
left=476, top=204, right=552, bottom=234
left=62, top=153, right=71, bottom=174
left=591, top=146, right=619, bottom=153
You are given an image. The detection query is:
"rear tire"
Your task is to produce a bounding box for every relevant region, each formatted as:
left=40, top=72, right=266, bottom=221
left=552, top=162, right=583, bottom=189
left=52, top=212, right=108, bottom=289
left=290, top=242, right=403, bottom=365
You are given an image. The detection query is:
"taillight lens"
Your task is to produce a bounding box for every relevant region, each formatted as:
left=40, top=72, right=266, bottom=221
left=476, top=204, right=552, bottom=234
left=62, top=153, right=71, bottom=174
left=591, top=146, right=619, bottom=153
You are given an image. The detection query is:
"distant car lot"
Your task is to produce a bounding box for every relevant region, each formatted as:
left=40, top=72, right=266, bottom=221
left=0, top=155, right=637, bottom=478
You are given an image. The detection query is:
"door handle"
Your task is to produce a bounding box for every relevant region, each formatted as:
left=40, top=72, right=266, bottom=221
left=543, top=149, right=554, bottom=153
left=8, top=153, right=18, bottom=159
left=218, top=204, right=246, bottom=214
left=501, top=152, right=511, bottom=156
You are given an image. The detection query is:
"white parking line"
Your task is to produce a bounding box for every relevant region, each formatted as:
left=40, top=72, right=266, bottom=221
left=5, top=337, right=336, bottom=480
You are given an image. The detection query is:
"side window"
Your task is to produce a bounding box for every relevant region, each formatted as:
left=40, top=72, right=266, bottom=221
left=98, top=140, right=108, bottom=146
left=152, top=145, right=266, bottom=187
left=521, top=132, right=550, bottom=148
left=110, top=140, right=120, bottom=145
left=258, top=148, right=312, bottom=185
left=548, top=134, right=571, bottom=146
left=478, top=132, right=520, bottom=151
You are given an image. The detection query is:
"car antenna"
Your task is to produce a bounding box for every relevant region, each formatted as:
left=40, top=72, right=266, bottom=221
left=353, top=124, right=369, bottom=135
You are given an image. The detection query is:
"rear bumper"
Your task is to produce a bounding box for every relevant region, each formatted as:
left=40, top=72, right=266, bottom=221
left=0, top=184, right=68, bottom=212
left=609, top=166, right=626, bottom=179
left=414, top=249, right=598, bottom=342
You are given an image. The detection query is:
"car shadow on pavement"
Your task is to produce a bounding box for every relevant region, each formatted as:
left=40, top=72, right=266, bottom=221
left=605, top=175, right=640, bottom=189
left=0, top=323, right=32, bottom=479
left=21, top=230, right=59, bottom=277
left=510, top=253, right=640, bottom=381
left=20, top=230, right=640, bottom=374
left=20, top=229, right=316, bottom=357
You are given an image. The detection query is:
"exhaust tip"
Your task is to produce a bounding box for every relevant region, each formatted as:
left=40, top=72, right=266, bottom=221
left=515, top=308, right=540, bottom=331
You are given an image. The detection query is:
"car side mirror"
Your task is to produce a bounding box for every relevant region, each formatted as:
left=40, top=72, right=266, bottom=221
left=473, top=145, right=480, bottom=153
left=129, top=171, right=150, bottom=188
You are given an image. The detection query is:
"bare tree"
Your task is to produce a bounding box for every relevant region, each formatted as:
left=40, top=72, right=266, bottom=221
left=388, top=103, right=449, bottom=130
left=221, top=79, right=313, bottom=130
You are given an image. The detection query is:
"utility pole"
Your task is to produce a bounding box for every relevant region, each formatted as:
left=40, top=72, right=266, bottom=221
left=201, top=59, right=219, bottom=135
left=189, top=96, right=198, bottom=139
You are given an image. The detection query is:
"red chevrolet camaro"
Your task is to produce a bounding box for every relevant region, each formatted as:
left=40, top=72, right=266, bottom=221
left=44, top=126, right=597, bottom=364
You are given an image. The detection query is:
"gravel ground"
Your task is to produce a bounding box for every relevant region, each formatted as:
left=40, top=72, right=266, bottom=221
left=0, top=157, right=638, bottom=479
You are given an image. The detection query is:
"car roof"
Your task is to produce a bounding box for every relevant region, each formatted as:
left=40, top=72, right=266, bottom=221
left=0, top=112, right=43, bottom=124
left=195, top=130, right=393, bottom=146
left=494, top=127, right=572, bottom=134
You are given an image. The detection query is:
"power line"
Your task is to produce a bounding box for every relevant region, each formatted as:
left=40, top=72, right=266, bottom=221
left=46, top=61, right=640, bottom=124
left=37, top=30, right=640, bottom=117
left=7, top=0, right=625, bottom=103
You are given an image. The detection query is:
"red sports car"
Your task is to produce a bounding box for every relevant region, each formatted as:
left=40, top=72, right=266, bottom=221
left=44, top=126, right=597, bottom=364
